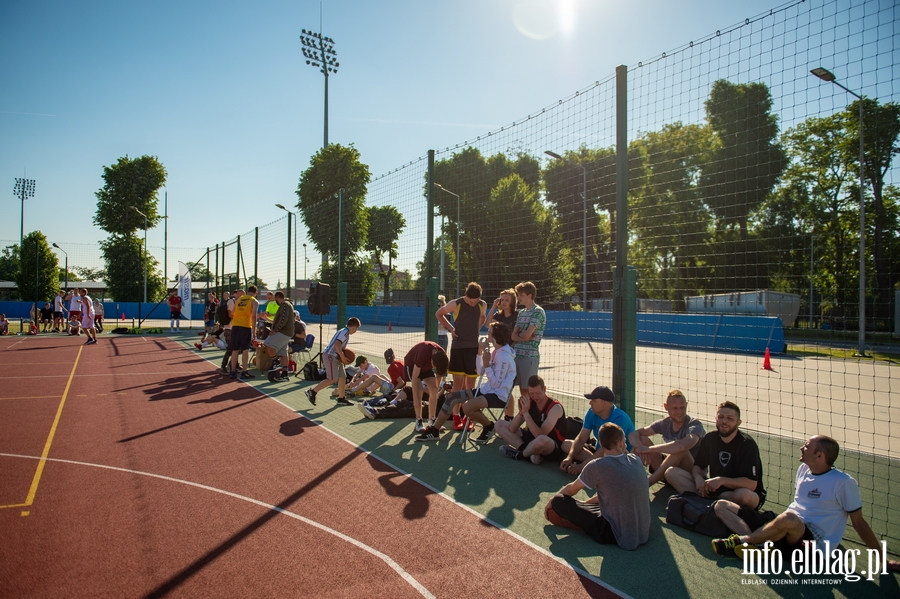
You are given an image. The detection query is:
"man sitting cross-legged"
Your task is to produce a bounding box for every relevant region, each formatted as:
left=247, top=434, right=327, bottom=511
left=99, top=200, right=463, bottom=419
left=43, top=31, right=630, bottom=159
left=628, top=389, right=705, bottom=486
left=560, top=385, right=635, bottom=476
left=348, top=355, right=382, bottom=395
left=414, top=321, right=516, bottom=443
left=711, top=435, right=900, bottom=573
left=494, top=374, right=567, bottom=463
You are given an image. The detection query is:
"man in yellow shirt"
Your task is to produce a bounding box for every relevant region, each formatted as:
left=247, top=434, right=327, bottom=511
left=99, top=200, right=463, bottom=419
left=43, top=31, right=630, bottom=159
left=228, top=285, right=259, bottom=380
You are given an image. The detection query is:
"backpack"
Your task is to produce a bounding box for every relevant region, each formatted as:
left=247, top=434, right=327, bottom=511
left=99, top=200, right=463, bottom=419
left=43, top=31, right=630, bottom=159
left=303, top=361, right=324, bottom=381
left=216, top=301, right=232, bottom=326
left=562, top=416, right=584, bottom=439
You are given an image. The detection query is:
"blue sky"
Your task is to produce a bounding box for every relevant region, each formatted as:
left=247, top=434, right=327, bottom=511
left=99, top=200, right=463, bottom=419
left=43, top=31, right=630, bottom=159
left=1, top=0, right=817, bottom=273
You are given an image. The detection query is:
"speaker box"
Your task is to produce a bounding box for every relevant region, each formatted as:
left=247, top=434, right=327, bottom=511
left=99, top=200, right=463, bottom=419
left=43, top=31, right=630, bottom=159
left=308, top=282, right=331, bottom=316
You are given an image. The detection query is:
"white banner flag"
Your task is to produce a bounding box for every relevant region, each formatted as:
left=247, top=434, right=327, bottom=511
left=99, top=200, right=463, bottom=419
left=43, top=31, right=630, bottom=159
left=177, top=261, right=192, bottom=320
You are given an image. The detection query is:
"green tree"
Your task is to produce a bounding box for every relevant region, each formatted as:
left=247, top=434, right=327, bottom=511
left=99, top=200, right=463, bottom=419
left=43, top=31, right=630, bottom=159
left=701, top=80, right=788, bottom=242
left=181, top=262, right=214, bottom=283
left=320, top=257, right=376, bottom=306
left=365, top=205, right=406, bottom=304
left=71, top=266, right=106, bottom=282
left=0, top=246, right=20, bottom=293
left=100, top=235, right=165, bottom=302
left=246, top=275, right=268, bottom=290
left=16, top=232, right=59, bottom=303
left=296, top=144, right=371, bottom=262
left=842, top=98, right=900, bottom=322
left=94, top=155, right=167, bottom=235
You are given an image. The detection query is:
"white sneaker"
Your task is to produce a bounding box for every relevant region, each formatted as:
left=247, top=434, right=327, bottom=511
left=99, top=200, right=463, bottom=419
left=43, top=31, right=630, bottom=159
left=530, top=454, right=544, bottom=465
left=414, top=419, right=426, bottom=433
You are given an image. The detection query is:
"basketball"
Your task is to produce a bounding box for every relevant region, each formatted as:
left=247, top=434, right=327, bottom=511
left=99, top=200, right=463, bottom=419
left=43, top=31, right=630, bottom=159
left=341, top=348, right=355, bottom=365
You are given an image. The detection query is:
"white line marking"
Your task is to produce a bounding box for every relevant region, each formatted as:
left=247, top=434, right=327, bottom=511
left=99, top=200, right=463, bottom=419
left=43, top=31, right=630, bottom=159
left=0, top=453, right=435, bottom=599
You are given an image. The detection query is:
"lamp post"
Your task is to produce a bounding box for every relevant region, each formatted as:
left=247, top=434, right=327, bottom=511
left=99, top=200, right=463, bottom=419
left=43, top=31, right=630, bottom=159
left=303, top=243, right=308, bottom=281
left=129, top=206, right=149, bottom=305
left=300, top=28, right=339, bottom=148
left=52, top=243, right=68, bottom=290
left=276, top=204, right=293, bottom=301
left=811, top=67, right=866, bottom=356
left=434, top=183, right=460, bottom=298
left=545, top=151, right=588, bottom=308
left=14, top=177, right=36, bottom=252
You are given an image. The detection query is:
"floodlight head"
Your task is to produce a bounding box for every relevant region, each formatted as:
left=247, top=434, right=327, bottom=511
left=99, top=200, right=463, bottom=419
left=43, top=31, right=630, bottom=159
left=544, top=150, right=563, bottom=160
left=811, top=67, right=836, bottom=82
left=434, top=183, right=444, bottom=190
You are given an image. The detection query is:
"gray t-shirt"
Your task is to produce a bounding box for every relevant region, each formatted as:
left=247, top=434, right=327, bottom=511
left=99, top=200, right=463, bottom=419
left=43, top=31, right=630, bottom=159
left=650, top=416, right=706, bottom=458
left=578, top=452, right=650, bottom=550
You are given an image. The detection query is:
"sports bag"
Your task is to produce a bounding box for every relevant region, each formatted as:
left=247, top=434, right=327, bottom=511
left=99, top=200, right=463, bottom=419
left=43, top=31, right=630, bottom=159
left=302, top=360, right=324, bottom=381
left=665, top=493, right=731, bottom=538
left=216, top=301, right=232, bottom=326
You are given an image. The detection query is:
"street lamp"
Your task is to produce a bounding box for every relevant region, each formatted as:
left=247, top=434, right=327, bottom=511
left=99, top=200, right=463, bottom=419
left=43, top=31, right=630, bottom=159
left=434, top=183, right=461, bottom=298
left=129, top=206, right=149, bottom=307
left=14, top=177, right=36, bottom=252
left=811, top=67, right=867, bottom=356
left=52, top=243, right=68, bottom=290
left=300, top=28, right=339, bottom=148
left=546, top=150, right=588, bottom=308
left=276, top=204, right=293, bottom=301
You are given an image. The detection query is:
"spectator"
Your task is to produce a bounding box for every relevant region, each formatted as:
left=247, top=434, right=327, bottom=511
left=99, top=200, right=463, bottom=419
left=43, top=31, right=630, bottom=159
left=92, top=299, right=105, bottom=333
left=348, top=355, right=382, bottom=395
left=511, top=281, right=545, bottom=405
left=204, top=292, right=218, bottom=335
left=65, top=289, right=82, bottom=335
left=402, top=340, right=449, bottom=432
left=263, top=291, right=294, bottom=381
left=436, top=295, right=449, bottom=351
left=485, top=288, right=519, bottom=332
left=305, top=317, right=361, bottom=407
left=217, top=291, right=234, bottom=374
left=629, top=390, right=705, bottom=486
left=358, top=381, right=449, bottom=421
left=167, top=290, right=183, bottom=333
left=0, top=314, right=9, bottom=335
left=351, top=348, right=409, bottom=399
left=53, top=290, right=66, bottom=332
left=195, top=328, right=226, bottom=350
left=561, top=386, right=636, bottom=476
left=546, top=422, right=651, bottom=551
left=39, top=303, right=54, bottom=332
left=228, top=286, right=259, bottom=380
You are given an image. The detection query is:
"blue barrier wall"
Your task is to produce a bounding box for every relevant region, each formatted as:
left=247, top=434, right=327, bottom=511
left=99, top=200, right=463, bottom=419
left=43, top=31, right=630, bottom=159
left=0, top=300, right=785, bottom=353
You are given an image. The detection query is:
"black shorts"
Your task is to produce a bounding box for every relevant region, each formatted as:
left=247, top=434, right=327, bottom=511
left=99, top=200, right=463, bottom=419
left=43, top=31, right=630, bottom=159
left=406, top=365, right=435, bottom=381
left=229, top=326, right=252, bottom=352
left=448, top=346, right=477, bottom=378
left=475, top=391, right=507, bottom=409
left=519, top=429, right=567, bottom=461
left=54, top=311, right=63, bottom=318
left=550, top=495, right=618, bottom=545
left=170, top=311, right=181, bottom=319
left=773, top=523, right=815, bottom=555
left=709, top=488, right=766, bottom=510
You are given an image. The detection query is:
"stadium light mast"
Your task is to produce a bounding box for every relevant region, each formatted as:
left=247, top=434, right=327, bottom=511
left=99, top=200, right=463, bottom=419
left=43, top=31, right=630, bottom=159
left=545, top=151, right=588, bottom=308
left=14, top=176, right=36, bottom=252
left=811, top=67, right=867, bottom=357
left=52, top=243, right=68, bottom=290
left=300, top=27, right=339, bottom=148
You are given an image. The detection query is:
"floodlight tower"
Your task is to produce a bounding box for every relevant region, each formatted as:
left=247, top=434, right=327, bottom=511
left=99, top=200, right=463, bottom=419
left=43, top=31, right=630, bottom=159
left=14, top=177, right=36, bottom=251
left=300, top=28, right=339, bottom=148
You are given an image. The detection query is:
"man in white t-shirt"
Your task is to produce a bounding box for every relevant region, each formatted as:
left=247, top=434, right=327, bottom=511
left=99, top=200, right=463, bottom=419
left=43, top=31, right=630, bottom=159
left=712, top=435, right=900, bottom=571
left=348, top=355, right=382, bottom=396
left=66, top=289, right=83, bottom=335
left=53, top=291, right=66, bottom=332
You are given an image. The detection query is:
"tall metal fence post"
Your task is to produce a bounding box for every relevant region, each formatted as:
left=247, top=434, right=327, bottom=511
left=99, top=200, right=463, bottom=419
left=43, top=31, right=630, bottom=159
left=612, top=64, right=636, bottom=421
left=338, top=281, right=347, bottom=327
left=254, top=227, right=259, bottom=287
left=425, top=150, right=436, bottom=341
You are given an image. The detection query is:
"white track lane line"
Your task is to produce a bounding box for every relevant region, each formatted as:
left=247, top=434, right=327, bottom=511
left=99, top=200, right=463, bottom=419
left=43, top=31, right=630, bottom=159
left=0, top=453, right=435, bottom=599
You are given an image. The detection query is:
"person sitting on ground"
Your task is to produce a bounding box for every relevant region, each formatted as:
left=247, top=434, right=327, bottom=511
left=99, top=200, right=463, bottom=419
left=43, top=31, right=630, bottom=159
left=629, top=390, right=705, bottom=487
left=195, top=328, right=226, bottom=350
left=546, top=422, right=651, bottom=551
left=415, top=321, right=516, bottom=443
left=561, top=386, right=636, bottom=476
left=358, top=381, right=450, bottom=421
left=403, top=340, right=450, bottom=432
left=665, top=401, right=765, bottom=511
left=352, top=348, right=407, bottom=399
left=40, top=303, right=54, bottom=332
left=494, top=374, right=567, bottom=463
left=0, top=314, right=9, bottom=336
left=712, top=435, right=900, bottom=573
left=348, top=355, right=383, bottom=395
left=263, top=291, right=295, bottom=381
left=305, top=317, right=361, bottom=406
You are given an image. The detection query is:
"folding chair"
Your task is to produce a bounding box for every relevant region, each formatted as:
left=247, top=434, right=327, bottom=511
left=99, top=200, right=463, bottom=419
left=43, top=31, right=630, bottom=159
left=458, top=373, right=508, bottom=446
left=291, top=334, right=315, bottom=378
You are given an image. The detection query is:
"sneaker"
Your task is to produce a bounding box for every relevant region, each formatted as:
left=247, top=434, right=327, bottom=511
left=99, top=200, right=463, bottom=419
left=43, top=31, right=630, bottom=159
left=353, top=389, right=366, bottom=397
left=499, top=446, right=523, bottom=460
left=473, top=423, right=495, bottom=444
left=335, top=396, right=353, bottom=406
left=414, top=419, right=426, bottom=433
left=194, top=343, right=202, bottom=350
left=268, top=359, right=282, bottom=372
left=452, top=415, right=465, bottom=431
left=305, top=389, right=317, bottom=406
left=229, top=370, right=237, bottom=379
left=427, top=419, right=447, bottom=432
left=240, top=371, right=255, bottom=380
left=467, top=419, right=475, bottom=432
left=273, top=371, right=290, bottom=382
left=415, top=427, right=441, bottom=442
left=220, top=366, right=230, bottom=375
left=529, top=454, right=544, bottom=465
left=85, top=338, right=97, bottom=345
left=358, top=403, right=377, bottom=420
left=711, top=534, right=746, bottom=557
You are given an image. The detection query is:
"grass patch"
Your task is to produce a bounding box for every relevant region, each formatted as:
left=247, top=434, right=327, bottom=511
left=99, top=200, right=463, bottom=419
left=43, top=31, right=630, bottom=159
left=788, top=344, right=900, bottom=364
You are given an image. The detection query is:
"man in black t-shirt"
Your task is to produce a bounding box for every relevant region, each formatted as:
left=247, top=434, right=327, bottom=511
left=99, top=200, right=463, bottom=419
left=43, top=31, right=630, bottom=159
left=665, top=401, right=765, bottom=510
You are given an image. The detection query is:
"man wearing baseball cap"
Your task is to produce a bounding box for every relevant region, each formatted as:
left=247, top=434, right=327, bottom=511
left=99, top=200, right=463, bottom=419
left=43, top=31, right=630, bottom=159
left=561, top=385, right=636, bottom=476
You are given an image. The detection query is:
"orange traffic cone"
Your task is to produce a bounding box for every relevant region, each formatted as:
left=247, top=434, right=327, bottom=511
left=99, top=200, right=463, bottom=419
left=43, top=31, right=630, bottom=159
left=762, top=348, right=773, bottom=371
left=121, top=312, right=125, bottom=320
left=387, top=321, right=392, bottom=331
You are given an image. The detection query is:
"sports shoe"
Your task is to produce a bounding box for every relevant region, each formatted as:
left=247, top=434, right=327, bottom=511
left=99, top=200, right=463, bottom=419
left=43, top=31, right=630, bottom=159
left=220, top=366, right=230, bottom=375
left=353, top=389, right=366, bottom=397
left=414, top=419, right=426, bottom=433
left=415, top=427, right=441, bottom=442
left=305, top=389, right=317, bottom=406
left=473, top=422, right=495, bottom=444
left=711, top=534, right=746, bottom=557
left=358, top=403, right=377, bottom=420
left=529, top=454, right=544, bottom=465
left=194, top=343, right=202, bottom=350
left=452, top=415, right=465, bottom=431
left=268, top=359, right=282, bottom=372
left=229, top=370, right=237, bottom=379
left=85, top=338, right=97, bottom=345
left=335, top=396, right=353, bottom=406
left=240, top=371, right=255, bottom=380
left=499, top=446, right=523, bottom=460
